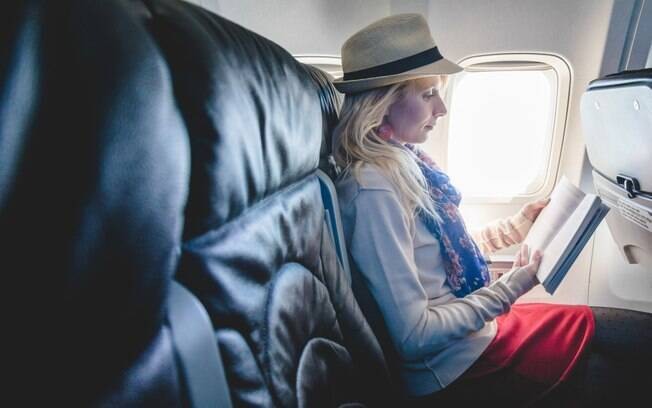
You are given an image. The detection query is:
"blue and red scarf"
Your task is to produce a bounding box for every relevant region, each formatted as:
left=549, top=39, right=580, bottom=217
left=405, top=144, right=491, bottom=297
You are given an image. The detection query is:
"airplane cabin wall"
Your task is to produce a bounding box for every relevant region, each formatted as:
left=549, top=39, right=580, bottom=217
left=190, top=0, right=652, bottom=312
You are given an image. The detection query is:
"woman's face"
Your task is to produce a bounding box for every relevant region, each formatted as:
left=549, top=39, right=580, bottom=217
left=387, top=77, right=447, bottom=144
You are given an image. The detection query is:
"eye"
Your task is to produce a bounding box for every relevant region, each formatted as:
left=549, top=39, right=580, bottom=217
left=423, top=88, right=438, bottom=100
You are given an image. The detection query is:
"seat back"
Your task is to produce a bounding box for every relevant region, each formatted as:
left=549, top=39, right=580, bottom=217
left=1, top=0, right=189, bottom=404
left=143, top=0, right=392, bottom=406
left=580, top=69, right=652, bottom=267
left=307, top=64, right=405, bottom=399
left=2, top=0, right=391, bottom=405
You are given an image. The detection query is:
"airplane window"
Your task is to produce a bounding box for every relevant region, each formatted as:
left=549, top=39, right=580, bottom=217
left=447, top=68, right=556, bottom=197
left=294, top=54, right=343, bottom=79
left=295, top=52, right=570, bottom=204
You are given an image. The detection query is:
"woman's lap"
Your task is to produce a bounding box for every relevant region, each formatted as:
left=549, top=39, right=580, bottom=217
left=408, top=305, right=652, bottom=407
left=408, top=303, right=595, bottom=407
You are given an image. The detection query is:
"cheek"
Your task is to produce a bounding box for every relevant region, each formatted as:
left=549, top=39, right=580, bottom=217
left=390, top=100, right=427, bottom=130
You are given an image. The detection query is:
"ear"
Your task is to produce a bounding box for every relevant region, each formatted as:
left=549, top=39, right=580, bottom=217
left=377, top=117, right=394, bottom=141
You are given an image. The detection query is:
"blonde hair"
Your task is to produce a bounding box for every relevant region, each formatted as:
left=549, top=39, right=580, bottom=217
left=332, top=79, right=440, bottom=227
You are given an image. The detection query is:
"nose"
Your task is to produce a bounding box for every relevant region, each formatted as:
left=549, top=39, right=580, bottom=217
left=433, top=95, right=447, bottom=118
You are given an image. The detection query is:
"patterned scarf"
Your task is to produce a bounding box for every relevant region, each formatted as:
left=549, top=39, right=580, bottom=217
left=404, top=144, right=491, bottom=297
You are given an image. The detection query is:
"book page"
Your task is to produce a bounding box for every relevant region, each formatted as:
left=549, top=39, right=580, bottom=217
left=523, top=176, right=586, bottom=252
left=543, top=201, right=609, bottom=293
left=535, top=195, right=601, bottom=286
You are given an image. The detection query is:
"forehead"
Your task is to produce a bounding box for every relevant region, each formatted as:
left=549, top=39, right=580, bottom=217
left=411, top=76, right=442, bottom=90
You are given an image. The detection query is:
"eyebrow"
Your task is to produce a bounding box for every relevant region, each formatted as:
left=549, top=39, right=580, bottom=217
left=417, top=79, right=440, bottom=90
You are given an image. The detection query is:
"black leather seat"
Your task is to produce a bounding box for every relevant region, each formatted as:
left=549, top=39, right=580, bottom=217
left=2, top=0, right=392, bottom=405
left=1, top=0, right=189, bottom=405
left=143, top=1, right=392, bottom=405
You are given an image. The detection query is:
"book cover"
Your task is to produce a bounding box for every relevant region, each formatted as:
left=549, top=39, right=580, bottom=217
left=523, top=177, right=610, bottom=294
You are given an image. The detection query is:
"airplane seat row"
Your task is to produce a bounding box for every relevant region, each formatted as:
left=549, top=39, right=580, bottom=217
left=1, top=0, right=395, bottom=406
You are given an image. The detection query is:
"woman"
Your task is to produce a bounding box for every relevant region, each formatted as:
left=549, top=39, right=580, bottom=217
left=331, top=14, right=595, bottom=406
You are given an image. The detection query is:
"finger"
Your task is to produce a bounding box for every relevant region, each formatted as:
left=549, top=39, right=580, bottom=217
left=518, top=244, right=527, bottom=266
left=534, top=249, right=542, bottom=261
left=526, top=250, right=543, bottom=270
left=534, top=197, right=550, bottom=210
left=513, top=253, right=520, bottom=268
left=520, top=250, right=543, bottom=284
left=512, top=255, right=519, bottom=268
left=512, top=246, right=522, bottom=268
left=523, top=200, right=548, bottom=221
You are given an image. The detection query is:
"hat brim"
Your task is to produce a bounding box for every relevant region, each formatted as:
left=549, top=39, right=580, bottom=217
left=333, top=57, right=463, bottom=94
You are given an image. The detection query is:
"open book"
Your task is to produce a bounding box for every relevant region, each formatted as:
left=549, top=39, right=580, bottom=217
left=523, top=177, right=609, bottom=294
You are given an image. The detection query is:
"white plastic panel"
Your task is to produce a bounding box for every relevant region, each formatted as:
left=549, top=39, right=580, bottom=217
left=581, top=82, right=652, bottom=192
left=589, top=222, right=652, bottom=313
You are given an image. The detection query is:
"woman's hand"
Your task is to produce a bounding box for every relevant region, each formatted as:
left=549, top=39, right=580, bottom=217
left=495, top=243, right=543, bottom=299
left=512, top=243, right=543, bottom=283
left=520, top=197, right=550, bottom=222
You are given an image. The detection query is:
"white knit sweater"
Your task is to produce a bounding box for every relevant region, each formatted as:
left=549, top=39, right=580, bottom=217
left=336, top=164, right=538, bottom=397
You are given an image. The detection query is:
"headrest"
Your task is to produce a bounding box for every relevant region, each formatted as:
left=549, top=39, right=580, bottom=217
left=302, top=64, right=343, bottom=178
left=144, top=0, right=324, bottom=239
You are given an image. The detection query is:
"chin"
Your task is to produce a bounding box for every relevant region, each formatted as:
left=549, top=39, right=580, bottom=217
left=396, top=131, right=429, bottom=144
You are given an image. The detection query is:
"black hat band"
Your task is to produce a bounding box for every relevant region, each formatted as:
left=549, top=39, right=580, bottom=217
left=342, top=46, right=443, bottom=81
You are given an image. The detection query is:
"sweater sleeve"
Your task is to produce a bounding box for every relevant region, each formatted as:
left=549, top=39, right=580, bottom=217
left=350, top=189, right=539, bottom=362
left=471, top=211, right=533, bottom=256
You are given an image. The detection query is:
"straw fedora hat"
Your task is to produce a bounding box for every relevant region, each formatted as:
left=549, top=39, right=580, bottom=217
left=333, top=13, right=462, bottom=94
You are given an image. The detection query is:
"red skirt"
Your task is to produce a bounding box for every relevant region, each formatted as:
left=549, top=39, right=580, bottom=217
left=462, top=303, right=594, bottom=391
